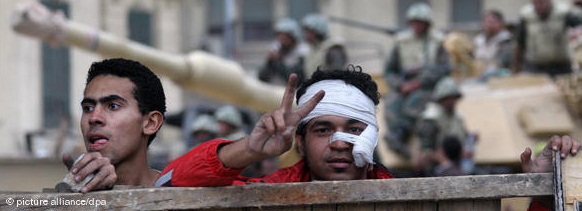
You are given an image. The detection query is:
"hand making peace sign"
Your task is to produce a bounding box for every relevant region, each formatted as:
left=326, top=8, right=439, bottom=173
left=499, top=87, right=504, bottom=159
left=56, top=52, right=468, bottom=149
left=247, top=74, right=325, bottom=158
left=217, top=74, right=325, bottom=168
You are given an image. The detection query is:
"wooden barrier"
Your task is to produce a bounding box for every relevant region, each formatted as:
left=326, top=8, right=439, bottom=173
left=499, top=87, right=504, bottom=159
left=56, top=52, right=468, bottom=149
left=562, top=153, right=582, bottom=211
left=0, top=173, right=552, bottom=210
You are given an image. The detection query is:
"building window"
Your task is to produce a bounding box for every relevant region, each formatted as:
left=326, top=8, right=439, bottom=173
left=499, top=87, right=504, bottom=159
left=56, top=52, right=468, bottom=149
left=208, top=0, right=225, bottom=35
left=451, top=0, right=482, bottom=24
left=41, top=0, right=70, bottom=129
left=242, top=0, right=273, bottom=41
left=289, top=0, right=317, bottom=22
left=128, top=9, right=153, bottom=46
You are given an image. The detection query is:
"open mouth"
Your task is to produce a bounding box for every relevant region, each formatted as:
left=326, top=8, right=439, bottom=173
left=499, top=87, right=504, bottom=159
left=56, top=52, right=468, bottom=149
left=88, top=134, right=108, bottom=150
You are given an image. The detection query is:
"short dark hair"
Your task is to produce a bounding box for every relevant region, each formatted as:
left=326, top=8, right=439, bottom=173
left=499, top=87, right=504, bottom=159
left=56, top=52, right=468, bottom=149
left=295, top=66, right=380, bottom=137
left=86, top=58, right=166, bottom=146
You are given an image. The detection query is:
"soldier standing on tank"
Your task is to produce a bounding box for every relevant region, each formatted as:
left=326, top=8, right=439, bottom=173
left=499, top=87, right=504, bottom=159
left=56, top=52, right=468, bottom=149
left=383, top=2, right=451, bottom=159
left=258, top=18, right=309, bottom=85
left=474, top=9, right=514, bottom=81
left=301, top=14, right=348, bottom=76
left=414, top=77, right=476, bottom=176
left=513, top=0, right=582, bottom=77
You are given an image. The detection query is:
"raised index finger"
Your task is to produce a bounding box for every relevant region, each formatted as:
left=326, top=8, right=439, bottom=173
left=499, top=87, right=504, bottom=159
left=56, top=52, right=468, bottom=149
left=294, top=90, right=325, bottom=119
left=280, top=74, right=298, bottom=111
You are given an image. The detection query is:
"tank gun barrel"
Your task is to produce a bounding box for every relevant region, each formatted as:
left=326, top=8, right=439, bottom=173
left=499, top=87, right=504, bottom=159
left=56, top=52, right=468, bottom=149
left=11, top=1, right=284, bottom=112
left=328, top=16, right=399, bottom=35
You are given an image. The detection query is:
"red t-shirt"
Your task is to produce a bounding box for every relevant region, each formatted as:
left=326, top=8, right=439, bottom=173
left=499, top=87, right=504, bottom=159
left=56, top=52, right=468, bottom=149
left=158, top=139, right=393, bottom=187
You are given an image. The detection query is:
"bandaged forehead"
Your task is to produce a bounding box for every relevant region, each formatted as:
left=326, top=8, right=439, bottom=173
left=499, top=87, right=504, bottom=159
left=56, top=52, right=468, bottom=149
left=297, top=80, right=377, bottom=127
left=297, top=80, right=378, bottom=167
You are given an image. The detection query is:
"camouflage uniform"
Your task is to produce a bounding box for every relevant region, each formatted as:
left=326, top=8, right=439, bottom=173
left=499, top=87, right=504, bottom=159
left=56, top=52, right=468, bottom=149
left=415, top=77, right=469, bottom=176
left=302, top=14, right=348, bottom=75
left=515, top=1, right=582, bottom=77
left=383, top=3, right=451, bottom=158
left=474, top=29, right=513, bottom=80
left=416, top=78, right=467, bottom=152
left=258, top=18, right=309, bottom=85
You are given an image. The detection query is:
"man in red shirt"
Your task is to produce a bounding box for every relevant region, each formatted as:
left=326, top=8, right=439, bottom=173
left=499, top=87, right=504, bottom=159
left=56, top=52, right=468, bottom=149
left=157, top=67, right=393, bottom=187
left=157, top=67, right=579, bottom=211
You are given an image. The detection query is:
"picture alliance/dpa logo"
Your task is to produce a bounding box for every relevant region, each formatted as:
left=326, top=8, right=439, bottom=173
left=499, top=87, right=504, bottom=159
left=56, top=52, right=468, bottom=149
left=6, top=197, right=107, bottom=208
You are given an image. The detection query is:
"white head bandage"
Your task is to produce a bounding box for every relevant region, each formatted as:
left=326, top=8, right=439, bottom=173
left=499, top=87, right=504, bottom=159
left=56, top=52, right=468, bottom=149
left=297, top=80, right=378, bottom=167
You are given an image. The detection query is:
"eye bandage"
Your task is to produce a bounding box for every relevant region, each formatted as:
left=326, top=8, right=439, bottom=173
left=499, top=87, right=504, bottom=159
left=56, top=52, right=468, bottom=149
left=297, top=80, right=378, bottom=167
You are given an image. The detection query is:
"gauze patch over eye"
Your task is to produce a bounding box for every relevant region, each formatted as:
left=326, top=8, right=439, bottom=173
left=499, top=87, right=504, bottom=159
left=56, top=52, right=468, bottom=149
left=297, top=80, right=378, bottom=167
left=329, top=125, right=377, bottom=167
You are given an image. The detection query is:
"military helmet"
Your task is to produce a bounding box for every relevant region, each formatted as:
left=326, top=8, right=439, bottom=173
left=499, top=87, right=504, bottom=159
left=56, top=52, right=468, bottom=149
left=191, top=114, right=219, bottom=134
left=275, top=18, right=302, bottom=41
left=301, top=14, right=328, bottom=36
left=406, top=2, right=432, bottom=23
left=214, top=105, right=243, bottom=128
left=432, top=77, right=462, bottom=101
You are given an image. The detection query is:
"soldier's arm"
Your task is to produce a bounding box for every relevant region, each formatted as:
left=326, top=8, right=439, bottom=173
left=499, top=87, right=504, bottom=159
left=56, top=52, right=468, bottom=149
left=384, top=47, right=404, bottom=91
left=258, top=60, right=275, bottom=82
left=498, top=39, right=515, bottom=69
left=419, top=45, right=451, bottom=89
left=513, top=19, right=526, bottom=73
left=289, top=57, right=306, bottom=83
left=416, top=119, right=439, bottom=151
left=267, top=56, right=305, bottom=84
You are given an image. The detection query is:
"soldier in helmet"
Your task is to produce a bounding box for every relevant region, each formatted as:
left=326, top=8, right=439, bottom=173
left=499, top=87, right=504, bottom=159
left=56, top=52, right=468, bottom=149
left=215, top=105, right=247, bottom=141
left=258, top=18, right=310, bottom=85
left=414, top=77, right=475, bottom=176
left=513, top=0, right=582, bottom=77
left=187, top=114, right=219, bottom=149
left=383, top=2, right=451, bottom=159
left=301, top=14, right=348, bottom=76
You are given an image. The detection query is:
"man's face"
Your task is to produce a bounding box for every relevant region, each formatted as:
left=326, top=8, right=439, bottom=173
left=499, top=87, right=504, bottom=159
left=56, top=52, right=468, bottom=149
left=297, top=115, right=369, bottom=181
left=483, top=13, right=503, bottom=37
left=439, top=96, right=460, bottom=114
left=533, top=0, right=551, bottom=18
left=303, top=28, right=317, bottom=44
left=277, top=32, right=296, bottom=51
left=409, top=20, right=429, bottom=36
left=80, top=75, right=146, bottom=165
left=217, top=121, right=236, bottom=136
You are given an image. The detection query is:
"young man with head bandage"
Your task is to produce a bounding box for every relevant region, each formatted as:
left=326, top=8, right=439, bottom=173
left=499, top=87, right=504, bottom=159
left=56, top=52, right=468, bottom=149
left=156, top=68, right=393, bottom=187
left=156, top=67, right=580, bottom=211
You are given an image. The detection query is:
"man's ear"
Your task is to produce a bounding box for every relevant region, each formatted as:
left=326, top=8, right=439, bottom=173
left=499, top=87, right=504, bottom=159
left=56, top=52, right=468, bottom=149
left=295, top=134, right=306, bottom=157
left=143, top=111, right=164, bottom=136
